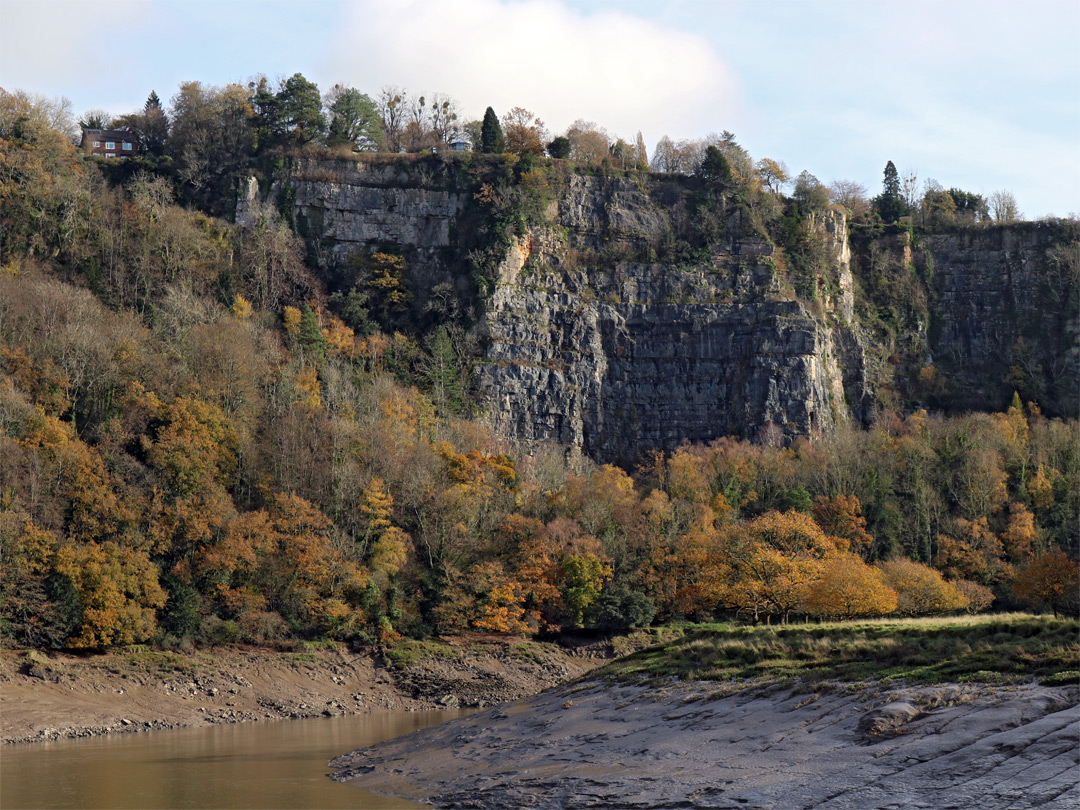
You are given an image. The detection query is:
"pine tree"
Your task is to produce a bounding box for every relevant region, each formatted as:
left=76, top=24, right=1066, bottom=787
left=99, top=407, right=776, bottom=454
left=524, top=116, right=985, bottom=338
left=875, top=160, right=906, bottom=223
left=298, top=305, right=326, bottom=361
left=480, top=107, right=503, bottom=154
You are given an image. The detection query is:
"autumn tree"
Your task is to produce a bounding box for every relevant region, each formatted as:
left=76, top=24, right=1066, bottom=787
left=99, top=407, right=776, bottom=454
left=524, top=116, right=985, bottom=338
left=878, top=558, right=967, bottom=616
left=565, top=119, right=610, bottom=165
left=1011, top=549, right=1079, bottom=617
left=720, top=511, right=842, bottom=623
left=500, top=107, right=546, bottom=157
left=800, top=554, right=897, bottom=619
left=756, top=158, right=790, bottom=194
left=812, top=495, right=873, bottom=559
left=55, top=540, right=167, bottom=647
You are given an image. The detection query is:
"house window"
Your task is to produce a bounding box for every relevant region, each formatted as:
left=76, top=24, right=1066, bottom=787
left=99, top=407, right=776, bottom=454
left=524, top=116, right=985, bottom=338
left=94, top=141, right=101, bottom=147
left=122, top=142, right=133, bottom=151
left=105, top=142, right=116, bottom=150
left=104, top=153, right=116, bottom=159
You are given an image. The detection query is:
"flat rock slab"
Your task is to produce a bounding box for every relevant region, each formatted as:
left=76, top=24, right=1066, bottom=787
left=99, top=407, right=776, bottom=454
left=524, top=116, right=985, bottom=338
left=329, top=680, right=1080, bottom=809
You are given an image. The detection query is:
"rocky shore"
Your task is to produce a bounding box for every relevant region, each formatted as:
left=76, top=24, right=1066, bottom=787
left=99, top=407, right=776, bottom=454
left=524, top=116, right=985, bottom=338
left=330, top=677, right=1080, bottom=809
left=0, top=637, right=606, bottom=745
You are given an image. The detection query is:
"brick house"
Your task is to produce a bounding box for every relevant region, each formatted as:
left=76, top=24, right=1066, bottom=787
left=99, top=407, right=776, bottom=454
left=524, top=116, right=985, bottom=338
left=80, top=127, right=138, bottom=158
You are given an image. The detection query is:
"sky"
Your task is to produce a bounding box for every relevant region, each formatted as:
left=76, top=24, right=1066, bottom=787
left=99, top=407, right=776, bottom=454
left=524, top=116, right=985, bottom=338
left=2, top=0, right=1078, bottom=218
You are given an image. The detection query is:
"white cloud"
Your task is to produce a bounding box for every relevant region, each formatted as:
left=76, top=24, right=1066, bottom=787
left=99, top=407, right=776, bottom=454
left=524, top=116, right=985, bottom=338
left=321, top=0, right=740, bottom=145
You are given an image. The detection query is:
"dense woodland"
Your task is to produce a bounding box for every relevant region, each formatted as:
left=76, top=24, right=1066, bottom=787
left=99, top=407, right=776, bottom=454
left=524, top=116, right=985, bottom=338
left=1, top=84, right=1077, bottom=651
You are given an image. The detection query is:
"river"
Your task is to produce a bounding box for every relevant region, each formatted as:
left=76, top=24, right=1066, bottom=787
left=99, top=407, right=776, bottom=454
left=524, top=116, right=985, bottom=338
left=0, top=710, right=466, bottom=809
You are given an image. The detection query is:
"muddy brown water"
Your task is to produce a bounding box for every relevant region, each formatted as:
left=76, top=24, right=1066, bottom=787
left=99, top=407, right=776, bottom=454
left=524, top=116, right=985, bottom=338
left=1, top=710, right=467, bottom=809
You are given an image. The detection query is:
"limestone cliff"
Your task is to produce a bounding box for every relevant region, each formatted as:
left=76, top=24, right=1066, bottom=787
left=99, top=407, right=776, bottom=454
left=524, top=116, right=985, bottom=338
left=475, top=173, right=865, bottom=461
left=921, top=222, right=1079, bottom=416
left=239, top=156, right=1075, bottom=462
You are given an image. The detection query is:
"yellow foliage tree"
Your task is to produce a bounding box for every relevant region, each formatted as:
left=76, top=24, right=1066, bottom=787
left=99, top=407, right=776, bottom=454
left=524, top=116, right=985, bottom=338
left=231, top=294, right=253, bottom=320
left=800, top=554, right=897, bottom=619
left=878, top=558, right=968, bottom=616
left=56, top=540, right=166, bottom=647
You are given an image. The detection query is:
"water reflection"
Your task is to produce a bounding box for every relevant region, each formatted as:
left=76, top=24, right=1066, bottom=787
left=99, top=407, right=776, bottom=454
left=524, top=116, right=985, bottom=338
left=1, top=710, right=464, bottom=809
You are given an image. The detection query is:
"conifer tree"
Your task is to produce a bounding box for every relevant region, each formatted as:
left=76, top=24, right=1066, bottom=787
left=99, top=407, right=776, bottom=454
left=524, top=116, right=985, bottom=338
left=480, top=106, right=503, bottom=154
left=875, top=160, right=906, bottom=223
left=298, top=304, right=326, bottom=361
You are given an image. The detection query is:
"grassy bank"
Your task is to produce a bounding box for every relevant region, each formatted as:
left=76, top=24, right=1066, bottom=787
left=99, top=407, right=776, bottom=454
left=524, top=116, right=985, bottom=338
left=602, top=613, right=1080, bottom=687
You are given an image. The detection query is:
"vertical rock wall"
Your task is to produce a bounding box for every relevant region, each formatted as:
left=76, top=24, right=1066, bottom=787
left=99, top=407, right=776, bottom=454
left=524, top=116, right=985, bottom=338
left=923, top=221, right=1079, bottom=415
left=248, top=160, right=877, bottom=462
left=476, top=179, right=866, bottom=461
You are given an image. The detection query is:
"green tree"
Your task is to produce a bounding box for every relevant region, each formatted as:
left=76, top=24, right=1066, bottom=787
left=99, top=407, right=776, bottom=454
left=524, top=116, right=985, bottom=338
left=298, top=304, right=327, bottom=362
left=325, top=85, right=383, bottom=150
left=278, top=73, right=326, bottom=144
left=874, top=160, right=906, bottom=223
left=547, top=136, right=571, bottom=159
left=480, top=107, right=503, bottom=154
left=792, top=170, right=829, bottom=214
left=250, top=76, right=281, bottom=149
left=697, top=145, right=731, bottom=185
left=141, top=90, right=169, bottom=155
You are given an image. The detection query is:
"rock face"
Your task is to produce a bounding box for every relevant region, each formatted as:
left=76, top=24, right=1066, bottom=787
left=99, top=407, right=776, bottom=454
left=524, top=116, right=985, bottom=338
left=247, top=158, right=1075, bottom=461
left=474, top=174, right=866, bottom=461
left=477, top=231, right=860, bottom=462
left=923, top=222, right=1079, bottom=415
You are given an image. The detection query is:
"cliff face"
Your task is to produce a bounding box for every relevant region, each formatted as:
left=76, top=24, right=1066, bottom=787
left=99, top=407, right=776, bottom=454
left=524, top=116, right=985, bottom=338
left=241, top=158, right=1075, bottom=461
left=922, top=222, right=1079, bottom=415
left=475, top=174, right=864, bottom=461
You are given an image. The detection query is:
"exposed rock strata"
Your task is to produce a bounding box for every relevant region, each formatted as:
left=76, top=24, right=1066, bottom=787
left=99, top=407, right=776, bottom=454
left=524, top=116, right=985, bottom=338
left=246, top=159, right=1076, bottom=459
left=923, top=222, right=1079, bottom=415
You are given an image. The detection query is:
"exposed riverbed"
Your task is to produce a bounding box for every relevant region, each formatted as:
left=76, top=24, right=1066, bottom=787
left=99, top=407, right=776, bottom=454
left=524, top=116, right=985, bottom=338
left=330, top=678, right=1080, bottom=809
left=0, top=637, right=607, bottom=744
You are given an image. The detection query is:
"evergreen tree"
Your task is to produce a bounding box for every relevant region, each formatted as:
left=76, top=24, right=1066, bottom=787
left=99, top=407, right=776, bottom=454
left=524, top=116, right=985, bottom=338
left=298, top=304, right=326, bottom=361
left=480, top=107, right=503, bottom=154
left=875, top=160, right=906, bottom=223
left=546, top=136, right=571, bottom=159
left=698, top=145, right=731, bottom=185
left=140, top=90, right=169, bottom=155
left=278, top=73, right=326, bottom=144
left=326, top=86, right=383, bottom=151
left=425, top=325, right=467, bottom=414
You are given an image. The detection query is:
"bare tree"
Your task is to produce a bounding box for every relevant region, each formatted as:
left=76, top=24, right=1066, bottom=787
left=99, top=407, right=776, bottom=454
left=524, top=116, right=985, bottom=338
left=428, top=93, right=461, bottom=145
left=988, top=190, right=1022, bottom=223
left=377, top=86, right=407, bottom=152
left=828, top=179, right=869, bottom=217
left=901, top=170, right=921, bottom=215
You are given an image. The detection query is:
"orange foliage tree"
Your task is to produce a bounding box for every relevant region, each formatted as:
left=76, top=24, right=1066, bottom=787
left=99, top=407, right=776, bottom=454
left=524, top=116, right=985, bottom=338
left=878, top=558, right=968, bottom=616
left=800, top=554, right=897, bottom=619
left=1011, top=549, right=1079, bottom=617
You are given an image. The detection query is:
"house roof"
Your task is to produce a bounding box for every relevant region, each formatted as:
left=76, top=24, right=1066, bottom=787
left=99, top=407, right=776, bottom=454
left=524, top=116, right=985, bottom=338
left=81, top=127, right=137, bottom=141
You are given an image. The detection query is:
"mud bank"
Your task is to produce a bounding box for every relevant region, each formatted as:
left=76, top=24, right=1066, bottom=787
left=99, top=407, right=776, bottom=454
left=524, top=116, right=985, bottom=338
left=0, top=637, right=606, bottom=745
left=330, top=678, right=1080, bottom=810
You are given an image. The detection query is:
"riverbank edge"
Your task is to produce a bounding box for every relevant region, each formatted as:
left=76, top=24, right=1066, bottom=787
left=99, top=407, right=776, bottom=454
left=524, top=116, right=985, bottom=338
left=0, top=636, right=612, bottom=745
